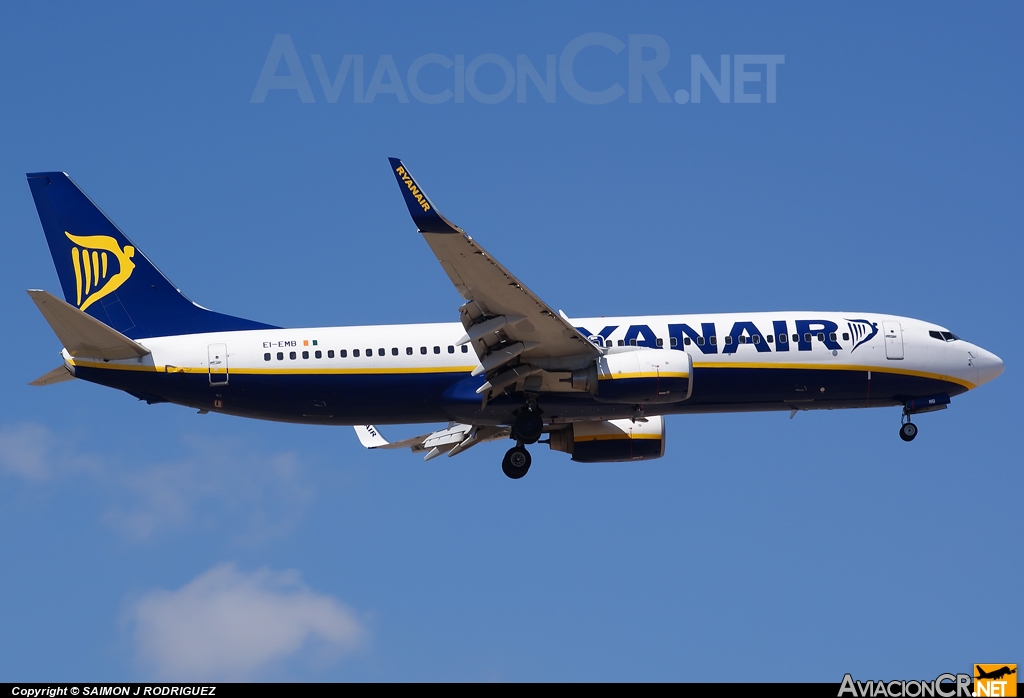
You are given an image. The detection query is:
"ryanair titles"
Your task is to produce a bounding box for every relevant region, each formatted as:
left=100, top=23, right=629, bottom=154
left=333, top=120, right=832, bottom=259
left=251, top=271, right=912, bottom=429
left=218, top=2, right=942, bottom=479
left=394, top=165, right=432, bottom=212
left=576, top=319, right=879, bottom=354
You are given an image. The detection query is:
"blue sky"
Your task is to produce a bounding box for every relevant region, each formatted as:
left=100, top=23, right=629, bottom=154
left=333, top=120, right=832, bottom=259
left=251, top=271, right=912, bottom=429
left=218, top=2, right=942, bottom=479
left=1, top=2, right=1021, bottom=681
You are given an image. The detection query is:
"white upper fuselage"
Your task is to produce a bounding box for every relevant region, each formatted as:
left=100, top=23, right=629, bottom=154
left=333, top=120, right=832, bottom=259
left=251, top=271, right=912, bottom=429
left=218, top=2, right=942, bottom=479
left=66, top=311, right=1003, bottom=400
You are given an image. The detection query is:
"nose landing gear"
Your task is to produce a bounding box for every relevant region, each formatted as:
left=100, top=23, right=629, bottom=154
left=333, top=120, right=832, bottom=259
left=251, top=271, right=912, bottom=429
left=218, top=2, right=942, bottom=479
left=899, top=413, right=918, bottom=442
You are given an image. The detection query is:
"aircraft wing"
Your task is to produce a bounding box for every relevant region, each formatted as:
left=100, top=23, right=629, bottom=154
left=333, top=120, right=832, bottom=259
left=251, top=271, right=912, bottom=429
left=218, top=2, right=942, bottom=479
left=354, top=423, right=511, bottom=460
left=388, top=158, right=600, bottom=367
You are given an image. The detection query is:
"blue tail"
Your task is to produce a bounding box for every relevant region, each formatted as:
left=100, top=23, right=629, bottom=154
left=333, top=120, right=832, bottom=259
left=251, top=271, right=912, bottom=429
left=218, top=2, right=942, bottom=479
left=27, top=172, right=277, bottom=339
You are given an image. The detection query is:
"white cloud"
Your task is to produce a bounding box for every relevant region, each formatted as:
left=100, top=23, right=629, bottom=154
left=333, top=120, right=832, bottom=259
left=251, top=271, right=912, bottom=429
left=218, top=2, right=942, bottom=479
left=0, top=422, right=312, bottom=543
left=101, top=437, right=312, bottom=543
left=0, top=422, right=56, bottom=479
left=130, top=563, right=363, bottom=679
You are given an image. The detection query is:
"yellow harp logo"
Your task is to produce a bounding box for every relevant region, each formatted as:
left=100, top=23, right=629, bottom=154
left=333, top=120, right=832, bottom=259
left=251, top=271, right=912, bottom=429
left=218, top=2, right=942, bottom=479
left=65, top=231, right=136, bottom=312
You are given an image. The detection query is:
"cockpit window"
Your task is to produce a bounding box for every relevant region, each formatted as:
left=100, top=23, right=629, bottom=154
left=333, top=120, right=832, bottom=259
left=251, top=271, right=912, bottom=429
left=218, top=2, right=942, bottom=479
left=929, top=330, right=960, bottom=342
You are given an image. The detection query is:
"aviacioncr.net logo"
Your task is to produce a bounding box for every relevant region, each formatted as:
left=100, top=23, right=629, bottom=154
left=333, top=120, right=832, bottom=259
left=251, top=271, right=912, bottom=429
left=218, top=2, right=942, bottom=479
left=65, top=231, right=135, bottom=312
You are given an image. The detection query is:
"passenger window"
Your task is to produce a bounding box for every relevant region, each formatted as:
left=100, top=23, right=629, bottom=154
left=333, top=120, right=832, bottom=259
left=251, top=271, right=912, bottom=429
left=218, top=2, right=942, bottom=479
left=670, top=337, right=678, bottom=347
left=339, top=350, right=347, bottom=358
left=378, top=348, right=385, bottom=356
left=434, top=346, right=440, bottom=354
left=803, top=333, right=811, bottom=343
left=766, top=335, right=773, bottom=343
left=842, top=333, right=850, bottom=341
left=778, top=334, right=787, bottom=344
left=829, top=332, right=837, bottom=342
left=793, top=334, right=799, bottom=343
left=753, top=335, right=760, bottom=344
left=289, top=351, right=296, bottom=360
left=710, top=336, right=717, bottom=345
left=618, top=340, right=624, bottom=346
left=684, top=337, right=692, bottom=346
left=315, top=350, right=322, bottom=359
left=392, top=348, right=398, bottom=356
left=697, top=337, right=704, bottom=346
left=420, top=347, right=427, bottom=355
left=724, top=336, right=733, bottom=345
left=461, top=345, right=469, bottom=353
left=276, top=352, right=283, bottom=361
left=328, top=350, right=335, bottom=358
left=302, top=350, right=309, bottom=359
left=264, top=353, right=271, bottom=361
left=738, top=336, right=746, bottom=344
left=353, top=349, right=360, bottom=357
left=448, top=345, right=455, bottom=353
left=629, top=339, right=637, bottom=346
left=406, top=347, right=413, bottom=355
left=817, top=333, right=825, bottom=342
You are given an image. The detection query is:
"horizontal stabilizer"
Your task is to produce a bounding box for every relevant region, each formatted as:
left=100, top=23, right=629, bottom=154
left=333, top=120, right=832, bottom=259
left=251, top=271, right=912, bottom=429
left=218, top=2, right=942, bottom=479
left=28, top=289, right=150, bottom=360
left=29, top=364, right=75, bottom=386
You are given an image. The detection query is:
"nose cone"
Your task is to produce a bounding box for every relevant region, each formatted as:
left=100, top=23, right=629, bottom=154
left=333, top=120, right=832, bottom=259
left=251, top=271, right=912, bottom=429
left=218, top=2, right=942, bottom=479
left=975, top=347, right=1005, bottom=386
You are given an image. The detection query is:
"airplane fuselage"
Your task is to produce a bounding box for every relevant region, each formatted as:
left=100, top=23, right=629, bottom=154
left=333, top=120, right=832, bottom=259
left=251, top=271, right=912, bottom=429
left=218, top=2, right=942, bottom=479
left=64, top=310, right=1001, bottom=427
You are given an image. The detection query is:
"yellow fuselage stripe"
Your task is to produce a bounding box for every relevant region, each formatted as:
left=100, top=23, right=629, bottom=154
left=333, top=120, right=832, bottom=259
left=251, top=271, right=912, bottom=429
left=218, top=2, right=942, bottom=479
left=600, top=372, right=690, bottom=380
left=575, top=433, right=662, bottom=442
left=68, top=358, right=477, bottom=375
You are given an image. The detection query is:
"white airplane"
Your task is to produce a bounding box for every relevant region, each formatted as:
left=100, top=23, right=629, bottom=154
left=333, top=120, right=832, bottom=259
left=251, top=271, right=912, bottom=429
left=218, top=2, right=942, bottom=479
left=26, top=161, right=1004, bottom=478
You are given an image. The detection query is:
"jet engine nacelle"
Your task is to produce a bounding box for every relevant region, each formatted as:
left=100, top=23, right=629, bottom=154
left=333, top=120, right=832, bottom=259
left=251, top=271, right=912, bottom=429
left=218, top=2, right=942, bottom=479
left=570, top=348, right=691, bottom=404
left=548, top=416, right=666, bottom=462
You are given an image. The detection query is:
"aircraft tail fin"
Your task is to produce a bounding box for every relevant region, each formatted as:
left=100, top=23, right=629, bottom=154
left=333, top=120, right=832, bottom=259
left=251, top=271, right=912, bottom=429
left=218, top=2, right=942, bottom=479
left=26, top=172, right=277, bottom=339
left=28, top=289, right=150, bottom=360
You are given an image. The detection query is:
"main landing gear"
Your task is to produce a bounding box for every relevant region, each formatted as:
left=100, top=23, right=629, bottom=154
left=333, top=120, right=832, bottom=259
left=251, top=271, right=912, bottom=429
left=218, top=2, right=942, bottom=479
left=503, top=403, right=541, bottom=479
left=511, top=405, right=543, bottom=444
left=899, top=414, right=918, bottom=442
left=502, top=444, right=532, bottom=479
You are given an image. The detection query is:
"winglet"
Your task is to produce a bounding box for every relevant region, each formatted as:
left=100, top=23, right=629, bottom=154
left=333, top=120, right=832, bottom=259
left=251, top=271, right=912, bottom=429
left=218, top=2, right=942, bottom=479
left=354, top=424, right=389, bottom=449
left=387, top=158, right=460, bottom=234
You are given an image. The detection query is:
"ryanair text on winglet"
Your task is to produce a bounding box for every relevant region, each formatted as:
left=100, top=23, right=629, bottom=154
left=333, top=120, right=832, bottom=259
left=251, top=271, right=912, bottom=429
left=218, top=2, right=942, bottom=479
left=838, top=673, right=973, bottom=698
left=395, top=165, right=431, bottom=212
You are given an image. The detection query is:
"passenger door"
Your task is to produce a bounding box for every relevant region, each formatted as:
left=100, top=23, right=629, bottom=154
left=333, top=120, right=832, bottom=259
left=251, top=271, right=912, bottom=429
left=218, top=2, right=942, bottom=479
left=883, top=322, right=904, bottom=360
